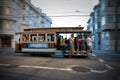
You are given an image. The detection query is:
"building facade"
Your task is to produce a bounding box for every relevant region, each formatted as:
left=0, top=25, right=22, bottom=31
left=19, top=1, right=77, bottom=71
left=0, top=0, right=52, bottom=52
left=87, top=0, right=120, bottom=53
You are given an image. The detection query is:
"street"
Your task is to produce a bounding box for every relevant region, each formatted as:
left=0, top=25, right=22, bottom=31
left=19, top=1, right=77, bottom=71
left=0, top=53, right=120, bottom=80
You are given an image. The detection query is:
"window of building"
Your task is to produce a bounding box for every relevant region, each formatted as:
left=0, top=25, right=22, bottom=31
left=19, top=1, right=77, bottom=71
left=30, top=10, right=34, bottom=15
left=23, top=1, right=25, bottom=9
left=0, top=0, right=3, bottom=3
left=101, top=32, right=104, bottom=39
left=118, top=16, right=120, bottom=23
left=105, top=32, right=109, bottom=40
left=98, top=22, right=101, bottom=29
left=101, top=1, right=105, bottom=11
left=13, top=0, right=16, bottom=2
left=4, top=7, right=11, bottom=15
left=0, top=6, right=3, bottom=15
left=117, top=0, right=120, bottom=7
left=107, top=0, right=115, bottom=7
left=101, top=17, right=106, bottom=25
left=41, top=20, right=45, bottom=24
left=34, top=22, right=36, bottom=27
left=119, top=31, right=120, bottom=40
left=26, top=5, right=29, bottom=11
left=22, top=15, right=25, bottom=21
left=4, top=21, right=10, bottom=29
left=110, top=31, right=116, bottom=40
left=95, top=23, right=98, bottom=30
left=33, top=13, right=37, bottom=18
left=107, top=16, right=113, bottom=23
left=0, top=20, right=3, bottom=29
left=98, top=33, right=101, bottom=45
left=1, top=37, right=11, bottom=47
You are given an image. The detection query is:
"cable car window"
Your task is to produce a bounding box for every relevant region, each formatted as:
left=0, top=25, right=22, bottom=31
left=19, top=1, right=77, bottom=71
left=22, top=34, right=29, bottom=42
left=47, top=34, right=54, bottom=41
left=31, top=34, right=37, bottom=42
left=39, top=34, right=45, bottom=42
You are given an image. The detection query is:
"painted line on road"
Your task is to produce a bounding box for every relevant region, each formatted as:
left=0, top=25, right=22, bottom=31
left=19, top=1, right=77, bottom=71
left=20, top=65, right=109, bottom=74
left=105, top=64, right=113, bottom=70
left=98, top=58, right=105, bottom=63
left=0, top=63, right=110, bottom=74
left=0, top=63, right=72, bottom=71
left=0, top=64, right=11, bottom=66
left=91, top=53, right=97, bottom=57
left=20, top=65, right=72, bottom=71
left=92, top=54, right=113, bottom=71
left=91, top=69, right=108, bottom=73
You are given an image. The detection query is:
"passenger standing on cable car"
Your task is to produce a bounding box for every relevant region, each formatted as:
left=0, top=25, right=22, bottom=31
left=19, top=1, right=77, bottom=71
left=60, top=36, right=65, bottom=54
left=74, top=37, right=78, bottom=51
left=86, top=34, right=93, bottom=53
left=69, top=33, right=75, bottom=55
left=80, top=35, right=86, bottom=54
left=65, top=38, right=70, bottom=51
left=57, top=35, right=61, bottom=50
left=77, top=36, right=81, bottom=54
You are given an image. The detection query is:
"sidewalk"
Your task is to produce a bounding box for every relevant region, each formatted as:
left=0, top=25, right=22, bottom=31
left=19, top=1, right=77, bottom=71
left=0, top=48, right=15, bottom=55
left=93, top=50, right=120, bottom=61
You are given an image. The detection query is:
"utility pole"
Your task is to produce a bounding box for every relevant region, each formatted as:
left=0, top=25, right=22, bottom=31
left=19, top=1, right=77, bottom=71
left=115, top=0, right=118, bottom=53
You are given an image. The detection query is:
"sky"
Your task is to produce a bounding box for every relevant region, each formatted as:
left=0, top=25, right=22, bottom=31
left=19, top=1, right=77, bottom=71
left=31, top=0, right=99, bottom=29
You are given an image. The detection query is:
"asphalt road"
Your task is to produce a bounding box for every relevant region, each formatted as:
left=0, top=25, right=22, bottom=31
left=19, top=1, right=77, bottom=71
left=0, top=53, right=120, bottom=80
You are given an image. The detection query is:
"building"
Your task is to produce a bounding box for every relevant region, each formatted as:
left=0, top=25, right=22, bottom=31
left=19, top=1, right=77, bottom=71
left=93, top=4, right=101, bottom=50
left=24, top=1, right=52, bottom=28
left=87, top=0, right=120, bottom=53
left=0, top=0, right=52, bottom=53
